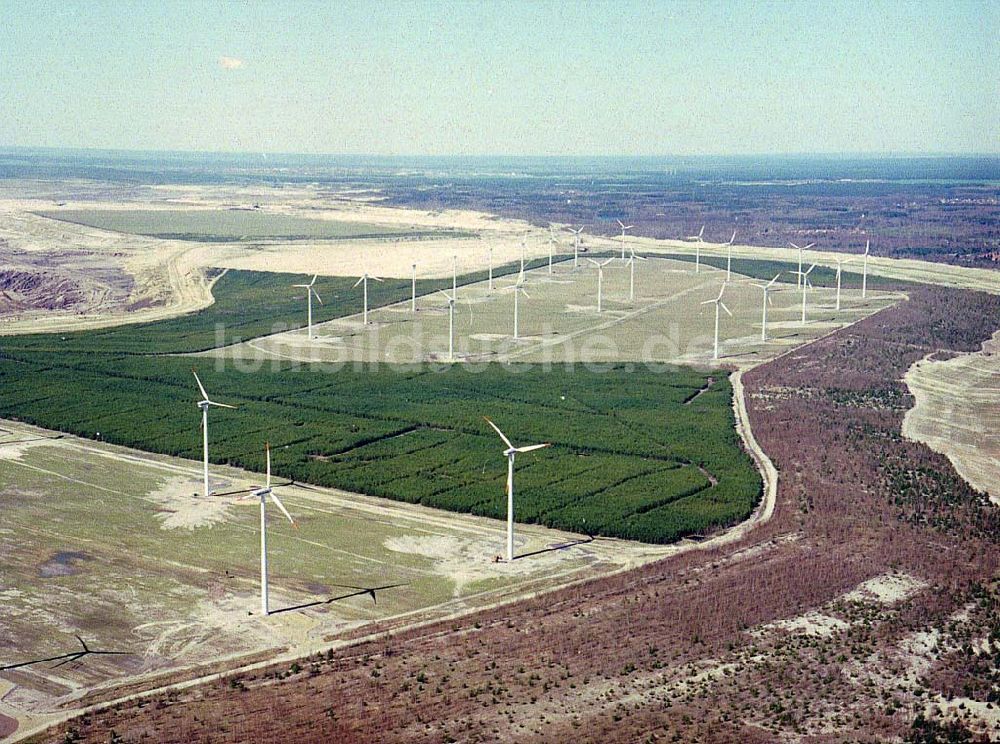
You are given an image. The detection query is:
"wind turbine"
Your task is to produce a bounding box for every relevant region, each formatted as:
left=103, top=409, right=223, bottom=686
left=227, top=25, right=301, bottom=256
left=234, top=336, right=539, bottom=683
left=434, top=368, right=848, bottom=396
left=788, top=241, right=815, bottom=288
left=411, top=263, right=417, bottom=313
left=724, top=230, right=737, bottom=280
left=687, top=225, right=706, bottom=272
left=587, top=257, right=615, bottom=313
left=193, top=369, right=236, bottom=497
left=627, top=247, right=648, bottom=303
left=547, top=226, right=557, bottom=274
left=793, top=264, right=817, bottom=325
left=833, top=255, right=853, bottom=310
left=452, top=255, right=458, bottom=297
left=506, top=281, right=529, bottom=340
left=520, top=234, right=527, bottom=277
left=353, top=272, right=384, bottom=325
left=291, top=275, right=323, bottom=339
left=700, top=283, right=732, bottom=360
left=616, top=219, right=633, bottom=259
left=569, top=226, right=585, bottom=268
left=483, top=417, right=551, bottom=562
left=239, top=443, right=296, bottom=616
left=862, top=240, right=870, bottom=299
left=440, top=290, right=457, bottom=360
left=751, top=273, right=782, bottom=342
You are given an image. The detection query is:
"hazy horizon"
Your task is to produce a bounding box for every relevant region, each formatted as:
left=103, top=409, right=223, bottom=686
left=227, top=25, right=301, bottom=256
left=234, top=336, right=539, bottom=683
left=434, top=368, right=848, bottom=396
left=3, top=1, right=996, bottom=157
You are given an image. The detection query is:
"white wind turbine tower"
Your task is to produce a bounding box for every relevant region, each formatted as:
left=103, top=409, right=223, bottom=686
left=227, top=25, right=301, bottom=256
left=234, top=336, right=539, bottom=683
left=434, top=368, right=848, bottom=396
left=724, top=230, right=737, bottom=280
left=627, top=247, right=648, bottom=303
left=239, top=443, right=296, bottom=616
left=507, top=281, right=529, bottom=340
left=411, top=263, right=417, bottom=313
left=862, top=240, right=871, bottom=299
left=483, top=417, right=551, bottom=562
left=700, top=283, right=732, bottom=360
left=291, top=275, right=323, bottom=339
left=192, top=369, right=236, bottom=497
left=751, top=273, right=782, bottom=342
left=587, top=256, right=615, bottom=313
left=353, top=272, right=384, bottom=325
left=793, top=263, right=817, bottom=325
left=833, top=255, right=853, bottom=311
left=439, top=290, right=457, bottom=360
left=569, top=226, right=585, bottom=268
left=687, top=225, right=706, bottom=272
left=788, top=241, right=815, bottom=288
left=616, top=219, right=633, bottom=259
left=547, top=226, right=557, bottom=274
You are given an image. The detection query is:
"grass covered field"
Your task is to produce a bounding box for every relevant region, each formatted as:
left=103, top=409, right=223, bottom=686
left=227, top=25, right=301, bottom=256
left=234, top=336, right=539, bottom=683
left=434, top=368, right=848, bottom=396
left=0, top=354, right=759, bottom=544
left=34, top=208, right=473, bottom=242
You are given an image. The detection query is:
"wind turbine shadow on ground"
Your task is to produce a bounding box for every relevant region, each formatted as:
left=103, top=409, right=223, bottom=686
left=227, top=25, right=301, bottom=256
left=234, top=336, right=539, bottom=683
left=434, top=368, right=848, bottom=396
left=261, top=583, right=408, bottom=616
left=509, top=535, right=596, bottom=561
left=0, top=636, right=130, bottom=672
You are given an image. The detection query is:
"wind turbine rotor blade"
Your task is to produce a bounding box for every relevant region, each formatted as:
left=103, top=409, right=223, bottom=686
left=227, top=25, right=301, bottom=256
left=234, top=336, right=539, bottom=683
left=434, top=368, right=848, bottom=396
left=192, top=369, right=209, bottom=400
left=803, top=243, right=815, bottom=250
left=716, top=284, right=727, bottom=301
left=372, top=276, right=384, bottom=282
left=352, top=276, right=365, bottom=288
left=269, top=492, right=297, bottom=527
left=720, top=302, right=733, bottom=317
left=729, top=230, right=736, bottom=243
left=699, top=298, right=716, bottom=305
left=806, top=263, right=817, bottom=274
left=208, top=401, right=237, bottom=409
left=788, top=242, right=800, bottom=250
left=865, top=240, right=870, bottom=255
left=586, top=258, right=600, bottom=267
left=265, top=442, right=271, bottom=488
left=483, top=417, right=513, bottom=449
left=311, top=289, right=323, bottom=304
left=308, top=275, right=318, bottom=286
left=601, top=257, right=615, bottom=267
left=515, top=443, right=551, bottom=453
left=767, top=272, right=781, bottom=287
left=616, top=219, right=625, bottom=229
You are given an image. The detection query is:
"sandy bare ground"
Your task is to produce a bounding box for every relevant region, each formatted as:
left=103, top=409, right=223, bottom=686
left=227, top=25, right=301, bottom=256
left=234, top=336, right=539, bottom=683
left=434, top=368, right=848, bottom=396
left=902, top=329, right=1000, bottom=505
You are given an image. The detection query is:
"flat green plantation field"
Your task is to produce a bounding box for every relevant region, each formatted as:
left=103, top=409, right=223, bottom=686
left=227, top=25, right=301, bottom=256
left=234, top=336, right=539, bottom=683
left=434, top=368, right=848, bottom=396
left=34, top=208, right=473, bottom=242
left=0, top=356, right=760, bottom=544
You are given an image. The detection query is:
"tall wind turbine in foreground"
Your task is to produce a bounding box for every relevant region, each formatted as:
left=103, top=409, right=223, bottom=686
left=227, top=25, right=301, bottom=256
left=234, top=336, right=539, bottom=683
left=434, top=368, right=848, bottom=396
left=687, top=225, right=706, bottom=272
left=833, top=256, right=853, bottom=311
left=627, top=247, right=648, bottom=302
left=724, top=231, right=737, bottom=280
left=862, top=240, right=870, bottom=299
left=701, top=283, right=732, bottom=360
left=751, top=273, right=782, bottom=342
left=353, top=272, right=384, bottom=325
left=291, top=275, right=323, bottom=339
left=192, top=369, right=236, bottom=497
left=616, top=220, right=633, bottom=259
left=569, top=226, right=585, bottom=268
left=239, top=443, right=296, bottom=616
left=483, top=417, right=551, bottom=562
left=587, top=257, right=615, bottom=313
left=788, top=241, right=815, bottom=288
left=794, top=264, right=817, bottom=325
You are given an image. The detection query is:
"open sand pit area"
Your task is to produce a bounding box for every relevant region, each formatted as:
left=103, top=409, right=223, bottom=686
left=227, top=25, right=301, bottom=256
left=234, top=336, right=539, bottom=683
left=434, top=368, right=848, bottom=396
left=903, top=330, right=1000, bottom=505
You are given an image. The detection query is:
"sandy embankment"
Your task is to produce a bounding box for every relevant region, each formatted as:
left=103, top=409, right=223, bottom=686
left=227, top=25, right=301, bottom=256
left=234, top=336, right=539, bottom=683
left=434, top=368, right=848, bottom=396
left=902, top=329, right=1000, bottom=505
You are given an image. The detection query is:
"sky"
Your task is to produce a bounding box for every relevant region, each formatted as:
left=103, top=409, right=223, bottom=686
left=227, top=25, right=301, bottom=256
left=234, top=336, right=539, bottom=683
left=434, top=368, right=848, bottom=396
left=1, top=0, right=997, bottom=156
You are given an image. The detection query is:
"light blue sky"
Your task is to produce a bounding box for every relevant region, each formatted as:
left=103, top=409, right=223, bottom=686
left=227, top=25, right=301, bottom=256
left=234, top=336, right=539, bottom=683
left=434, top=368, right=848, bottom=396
left=1, top=1, right=996, bottom=155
